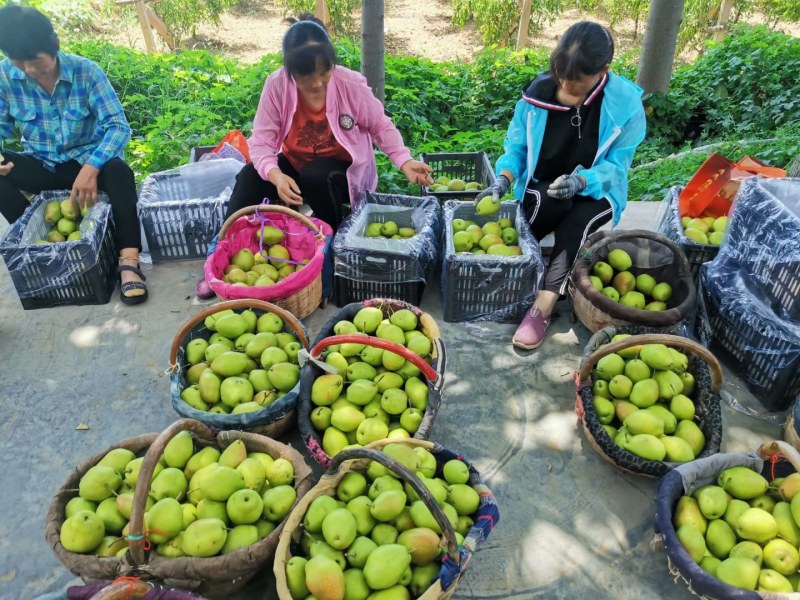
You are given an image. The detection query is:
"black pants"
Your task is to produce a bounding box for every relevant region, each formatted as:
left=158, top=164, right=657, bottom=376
left=0, top=150, right=141, bottom=250
left=523, top=181, right=613, bottom=295
left=226, top=155, right=351, bottom=232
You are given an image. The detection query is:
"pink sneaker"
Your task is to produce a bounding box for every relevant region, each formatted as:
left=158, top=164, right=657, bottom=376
left=512, top=306, right=551, bottom=350
left=195, top=278, right=215, bottom=300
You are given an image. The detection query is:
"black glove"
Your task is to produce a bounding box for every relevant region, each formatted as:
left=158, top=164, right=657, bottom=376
left=547, top=174, right=585, bottom=199
left=474, top=174, right=511, bottom=205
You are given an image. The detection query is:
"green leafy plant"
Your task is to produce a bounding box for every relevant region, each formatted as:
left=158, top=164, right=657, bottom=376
left=275, top=0, right=360, bottom=38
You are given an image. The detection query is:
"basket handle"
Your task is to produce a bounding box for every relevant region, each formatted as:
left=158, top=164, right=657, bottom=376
left=329, top=441, right=460, bottom=562
left=88, top=579, right=152, bottom=600
left=218, top=203, right=322, bottom=242
left=758, top=440, right=800, bottom=473
left=128, top=419, right=215, bottom=566
left=168, top=299, right=310, bottom=368
left=577, top=333, right=723, bottom=391
left=310, top=334, right=440, bottom=385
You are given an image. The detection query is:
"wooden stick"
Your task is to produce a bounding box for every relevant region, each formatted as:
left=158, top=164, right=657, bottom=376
left=516, top=0, right=533, bottom=50
left=146, top=6, right=175, bottom=49
left=133, top=0, right=156, bottom=53
left=715, top=0, right=733, bottom=41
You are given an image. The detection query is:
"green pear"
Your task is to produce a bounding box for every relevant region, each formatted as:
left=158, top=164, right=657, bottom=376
left=219, top=439, right=248, bottom=469
left=363, top=544, right=412, bottom=590
left=95, top=497, right=127, bottom=535
left=343, top=568, right=370, bottom=600
left=346, top=536, right=377, bottom=568
left=65, top=497, right=97, bottom=518
left=97, top=448, right=136, bottom=474
left=182, top=503, right=197, bottom=528
left=371, top=523, right=399, bottom=545
left=145, top=498, right=183, bottom=544
left=679, top=372, right=696, bottom=396
left=211, top=351, right=249, bottom=377
left=79, top=465, right=122, bottom=502
left=626, top=434, right=666, bottom=461
left=95, top=535, right=128, bottom=557
left=268, top=363, right=300, bottom=392
left=256, top=518, right=276, bottom=539
left=758, top=569, right=794, bottom=593
left=730, top=541, right=763, bottom=566
left=337, top=473, right=367, bottom=503
left=198, top=369, right=222, bottom=404
left=305, top=555, right=345, bottom=600
left=60, top=510, right=105, bottom=554
left=676, top=524, right=706, bottom=562
left=221, top=524, right=259, bottom=555
left=371, top=490, right=407, bottom=522
left=256, top=312, right=283, bottom=334
left=716, top=557, right=760, bottom=590
left=763, top=538, right=800, bottom=575
left=699, top=555, right=720, bottom=577
left=227, top=488, right=264, bottom=525
left=322, top=508, right=358, bottom=550
left=639, top=344, right=673, bottom=370
left=375, top=372, right=404, bottom=393
left=262, top=485, right=297, bottom=521
left=150, top=468, right=188, bottom=501
left=694, top=485, right=727, bottom=519
left=246, top=332, right=278, bottom=359
left=595, top=354, right=625, bottom=380
left=347, top=496, right=377, bottom=536
left=706, top=519, right=736, bottom=559
left=675, top=420, right=705, bottom=458
left=624, top=411, right=664, bottom=437
left=654, top=370, right=684, bottom=400
left=182, top=518, right=227, bottom=557
left=628, top=379, right=659, bottom=408
left=447, top=484, right=480, bottom=516
left=397, top=527, right=440, bottom=566
left=414, top=448, right=437, bottom=478
left=751, top=494, right=776, bottom=513
left=186, top=362, right=209, bottom=386
left=354, top=307, right=384, bottom=333
left=674, top=496, right=708, bottom=535
left=669, top=394, right=695, bottom=421
left=184, top=446, right=220, bottom=479
left=304, top=495, right=339, bottom=533
left=645, top=405, right=677, bottom=434
left=736, top=508, right=778, bottom=543
left=405, top=378, right=429, bottom=411
left=323, top=428, right=349, bottom=458
left=724, top=499, right=751, bottom=532
left=410, top=563, right=440, bottom=596
left=779, top=473, right=800, bottom=501
left=773, top=501, right=800, bottom=546
left=286, top=556, right=309, bottom=600
left=199, top=465, right=245, bottom=501
left=718, top=466, right=769, bottom=500
left=357, top=418, right=389, bottom=445
left=123, top=458, right=163, bottom=488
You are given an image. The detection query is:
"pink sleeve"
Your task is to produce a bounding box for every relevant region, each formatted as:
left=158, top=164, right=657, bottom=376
left=357, top=82, right=413, bottom=169
left=249, top=74, right=283, bottom=181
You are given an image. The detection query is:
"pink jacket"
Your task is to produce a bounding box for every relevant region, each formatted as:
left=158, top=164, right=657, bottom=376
left=249, top=65, right=414, bottom=207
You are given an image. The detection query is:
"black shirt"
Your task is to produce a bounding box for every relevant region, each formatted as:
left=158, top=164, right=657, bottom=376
left=523, top=73, right=605, bottom=183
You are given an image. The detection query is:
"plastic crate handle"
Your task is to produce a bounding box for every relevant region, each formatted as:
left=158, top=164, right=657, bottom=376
left=478, top=265, right=502, bottom=274
left=365, top=256, right=387, bottom=264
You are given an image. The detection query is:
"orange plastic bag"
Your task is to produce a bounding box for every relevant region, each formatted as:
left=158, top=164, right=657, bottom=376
left=678, top=153, right=786, bottom=218
left=212, top=130, right=251, bottom=163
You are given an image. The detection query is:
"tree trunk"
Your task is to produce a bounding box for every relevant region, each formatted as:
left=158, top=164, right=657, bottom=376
left=516, top=0, right=533, bottom=50
left=361, top=0, right=385, bottom=104
left=636, top=0, right=685, bottom=93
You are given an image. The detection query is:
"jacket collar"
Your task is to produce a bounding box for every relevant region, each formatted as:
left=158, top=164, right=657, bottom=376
left=522, top=72, right=608, bottom=111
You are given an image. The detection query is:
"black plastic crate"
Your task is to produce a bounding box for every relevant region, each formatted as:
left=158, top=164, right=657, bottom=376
left=0, top=191, right=117, bottom=310
left=138, top=160, right=240, bottom=263
left=698, top=265, right=800, bottom=412
left=442, top=201, right=543, bottom=323
left=333, top=192, right=442, bottom=306
left=656, top=186, right=720, bottom=282
left=420, top=152, right=495, bottom=201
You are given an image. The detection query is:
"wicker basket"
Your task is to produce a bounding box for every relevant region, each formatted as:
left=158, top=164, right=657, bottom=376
left=310, top=298, right=447, bottom=378
left=273, top=438, right=499, bottom=600
left=654, top=440, right=800, bottom=600
left=45, top=419, right=312, bottom=599
left=569, top=229, right=696, bottom=333
left=576, top=328, right=724, bottom=478
left=297, top=333, right=445, bottom=468
left=204, top=204, right=332, bottom=319
left=168, top=299, right=309, bottom=437
left=784, top=414, right=800, bottom=451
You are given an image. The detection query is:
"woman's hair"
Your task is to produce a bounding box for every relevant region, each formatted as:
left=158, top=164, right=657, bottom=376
left=282, top=12, right=337, bottom=78
left=0, top=5, right=59, bottom=60
left=550, top=21, right=614, bottom=81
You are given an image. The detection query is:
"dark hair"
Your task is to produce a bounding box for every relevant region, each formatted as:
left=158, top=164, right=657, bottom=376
left=0, top=5, right=59, bottom=60
left=550, top=21, right=614, bottom=81
left=281, top=12, right=336, bottom=78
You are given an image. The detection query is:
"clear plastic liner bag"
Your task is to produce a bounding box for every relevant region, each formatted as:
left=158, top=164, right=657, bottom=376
left=0, top=190, right=113, bottom=297
left=441, top=200, right=543, bottom=323
left=138, top=158, right=242, bottom=205
left=333, top=192, right=442, bottom=284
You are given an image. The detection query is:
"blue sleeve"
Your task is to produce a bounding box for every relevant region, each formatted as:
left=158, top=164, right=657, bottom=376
left=0, top=86, right=13, bottom=142
left=495, top=99, right=529, bottom=184
left=85, top=63, right=130, bottom=169
left=582, top=104, right=647, bottom=201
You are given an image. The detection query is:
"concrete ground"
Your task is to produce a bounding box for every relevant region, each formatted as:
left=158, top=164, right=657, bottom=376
left=0, top=202, right=784, bottom=600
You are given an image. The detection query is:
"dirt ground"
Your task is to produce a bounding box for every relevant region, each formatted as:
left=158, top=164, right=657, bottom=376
left=103, top=0, right=657, bottom=64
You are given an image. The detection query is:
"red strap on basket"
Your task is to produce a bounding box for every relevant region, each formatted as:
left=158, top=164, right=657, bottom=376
left=770, top=453, right=785, bottom=481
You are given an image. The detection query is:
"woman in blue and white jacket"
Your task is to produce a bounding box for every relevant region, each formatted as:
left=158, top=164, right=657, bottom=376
left=477, top=21, right=646, bottom=350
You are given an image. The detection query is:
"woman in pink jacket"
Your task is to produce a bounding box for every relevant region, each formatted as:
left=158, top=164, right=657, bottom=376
left=233, top=14, right=431, bottom=226
left=196, top=13, right=433, bottom=299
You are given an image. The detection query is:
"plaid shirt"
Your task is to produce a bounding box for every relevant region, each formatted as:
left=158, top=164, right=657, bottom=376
left=0, top=51, right=130, bottom=170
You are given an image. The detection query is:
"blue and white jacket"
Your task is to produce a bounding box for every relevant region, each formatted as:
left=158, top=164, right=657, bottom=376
left=495, top=72, right=646, bottom=225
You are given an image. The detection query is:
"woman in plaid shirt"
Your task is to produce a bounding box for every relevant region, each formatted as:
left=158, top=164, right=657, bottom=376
left=0, top=5, right=147, bottom=304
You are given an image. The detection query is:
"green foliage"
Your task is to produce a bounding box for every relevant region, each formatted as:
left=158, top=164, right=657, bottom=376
left=275, top=0, right=360, bottom=38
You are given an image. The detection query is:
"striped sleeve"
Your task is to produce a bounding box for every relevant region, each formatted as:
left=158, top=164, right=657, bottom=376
left=0, top=85, right=13, bottom=142
left=85, top=62, right=130, bottom=169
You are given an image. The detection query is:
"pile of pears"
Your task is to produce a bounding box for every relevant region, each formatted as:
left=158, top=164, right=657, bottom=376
left=364, top=221, right=417, bottom=240
left=428, top=176, right=481, bottom=193
left=682, top=215, right=728, bottom=246
left=59, top=433, right=297, bottom=558
left=35, top=198, right=86, bottom=244
left=308, top=307, right=435, bottom=458
left=284, top=443, right=481, bottom=600
left=180, top=308, right=302, bottom=415
left=451, top=217, right=522, bottom=257
left=591, top=249, right=674, bottom=311
left=674, top=467, right=800, bottom=592
left=221, top=226, right=308, bottom=287
left=592, top=335, right=705, bottom=463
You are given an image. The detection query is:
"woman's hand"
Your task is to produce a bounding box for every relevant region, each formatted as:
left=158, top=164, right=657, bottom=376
left=547, top=174, right=586, bottom=200
left=400, top=159, right=434, bottom=186
left=71, top=164, right=100, bottom=208
left=268, top=169, right=303, bottom=206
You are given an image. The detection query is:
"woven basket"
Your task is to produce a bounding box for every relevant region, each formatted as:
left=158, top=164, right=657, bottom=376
left=576, top=328, right=724, bottom=477
left=168, top=299, right=309, bottom=437
left=204, top=204, right=333, bottom=319
left=45, top=419, right=312, bottom=599
left=310, top=297, right=447, bottom=378
left=654, top=440, right=800, bottom=600
left=273, top=438, right=499, bottom=600
left=298, top=333, right=445, bottom=468
left=569, top=229, right=696, bottom=333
